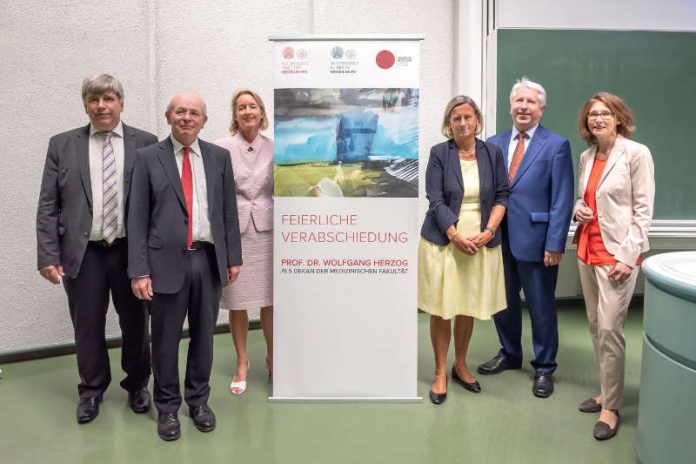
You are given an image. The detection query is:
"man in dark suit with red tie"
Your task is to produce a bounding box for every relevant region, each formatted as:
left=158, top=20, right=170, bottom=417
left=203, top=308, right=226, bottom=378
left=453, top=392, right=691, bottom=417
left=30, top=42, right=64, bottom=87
left=128, top=92, right=242, bottom=441
left=36, top=74, right=156, bottom=424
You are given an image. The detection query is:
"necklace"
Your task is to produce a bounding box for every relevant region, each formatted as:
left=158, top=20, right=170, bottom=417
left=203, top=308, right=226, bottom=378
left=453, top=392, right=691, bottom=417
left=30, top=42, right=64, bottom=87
left=458, top=144, right=476, bottom=160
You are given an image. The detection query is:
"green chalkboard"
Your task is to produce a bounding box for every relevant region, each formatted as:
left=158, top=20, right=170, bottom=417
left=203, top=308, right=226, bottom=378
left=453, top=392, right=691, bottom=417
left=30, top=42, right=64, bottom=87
left=496, top=29, right=696, bottom=220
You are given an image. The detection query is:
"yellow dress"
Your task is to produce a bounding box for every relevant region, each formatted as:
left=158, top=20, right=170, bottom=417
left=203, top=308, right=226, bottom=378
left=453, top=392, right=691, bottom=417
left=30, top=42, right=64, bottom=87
left=418, top=159, right=506, bottom=320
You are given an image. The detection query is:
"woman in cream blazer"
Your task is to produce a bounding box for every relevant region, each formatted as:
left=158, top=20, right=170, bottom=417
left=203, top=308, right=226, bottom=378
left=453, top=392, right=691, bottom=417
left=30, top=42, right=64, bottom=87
left=573, top=92, right=654, bottom=440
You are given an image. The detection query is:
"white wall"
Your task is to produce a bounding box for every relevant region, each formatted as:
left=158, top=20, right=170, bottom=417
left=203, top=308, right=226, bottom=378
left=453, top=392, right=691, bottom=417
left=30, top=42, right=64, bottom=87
left=485, top=0, right=696, bottom=132
left=495, top=0, right=696, bottom=30
left=8, top=0, right=690, bottom=353
left=0, top=0, right=455, bottom=353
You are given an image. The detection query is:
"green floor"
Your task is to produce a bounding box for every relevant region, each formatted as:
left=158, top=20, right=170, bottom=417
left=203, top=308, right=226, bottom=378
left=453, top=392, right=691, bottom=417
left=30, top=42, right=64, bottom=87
left=0, top=306, right=643, bottom=464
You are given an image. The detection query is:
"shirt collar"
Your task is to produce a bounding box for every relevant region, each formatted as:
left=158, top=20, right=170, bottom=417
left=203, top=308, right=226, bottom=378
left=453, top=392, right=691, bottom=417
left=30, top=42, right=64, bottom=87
left=234, top=131, right=261, bottom=152
left=512, top=123, right=539, bottom=140
left=90, top=121, right=124, bottom=138
left=170, top=135, right=202, bottom=157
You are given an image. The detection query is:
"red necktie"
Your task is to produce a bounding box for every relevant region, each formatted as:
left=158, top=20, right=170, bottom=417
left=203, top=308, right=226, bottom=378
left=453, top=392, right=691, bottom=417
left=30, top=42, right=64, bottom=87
left=181, top=146, right=193, bottom=248
left=508, top=131, right=526, bottom=182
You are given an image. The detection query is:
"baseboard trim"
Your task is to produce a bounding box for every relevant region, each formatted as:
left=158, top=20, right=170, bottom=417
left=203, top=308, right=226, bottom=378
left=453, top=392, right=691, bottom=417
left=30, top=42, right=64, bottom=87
left=0, top=320, right=261, bottom=365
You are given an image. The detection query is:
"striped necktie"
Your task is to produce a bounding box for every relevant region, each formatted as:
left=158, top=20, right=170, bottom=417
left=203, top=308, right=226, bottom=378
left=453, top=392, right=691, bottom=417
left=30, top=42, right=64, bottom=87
left=101, top=132, right=118, bottom=243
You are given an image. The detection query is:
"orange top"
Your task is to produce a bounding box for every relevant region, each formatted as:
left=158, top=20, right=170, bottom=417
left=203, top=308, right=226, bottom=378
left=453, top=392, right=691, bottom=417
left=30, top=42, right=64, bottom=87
left=577, top=158, right=641, bottom=266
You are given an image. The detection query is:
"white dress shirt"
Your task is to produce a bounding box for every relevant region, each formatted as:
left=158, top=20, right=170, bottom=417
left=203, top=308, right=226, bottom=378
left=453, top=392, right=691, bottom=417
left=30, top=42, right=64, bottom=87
left=88, top=122, right=125, bottom=240
left=507, top=123, right=539, bottom=170
left=170, top=136, right=213, bottom=243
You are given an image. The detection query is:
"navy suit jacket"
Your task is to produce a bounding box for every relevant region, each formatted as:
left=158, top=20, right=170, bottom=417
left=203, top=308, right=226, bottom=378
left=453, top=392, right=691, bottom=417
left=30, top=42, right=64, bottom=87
left=127, top=137, right=242, bottom=294
left=420, top=138, right=509, bottom=246
left=36, top=123, right=157, bottom=277
left=487, top=125, right=574, bottom=262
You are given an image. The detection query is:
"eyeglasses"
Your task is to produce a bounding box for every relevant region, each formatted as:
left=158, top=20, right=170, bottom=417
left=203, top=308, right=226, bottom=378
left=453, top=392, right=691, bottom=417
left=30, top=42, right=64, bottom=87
left=587, top=111, right=614, bottom=121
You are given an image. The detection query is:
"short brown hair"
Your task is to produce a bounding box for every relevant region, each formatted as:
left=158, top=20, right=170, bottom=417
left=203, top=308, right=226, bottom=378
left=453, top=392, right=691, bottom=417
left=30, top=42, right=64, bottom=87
left=578, top=92, right=635, bottom=145
left=441, top=95, right=483, bottom=139
left=229, top=89, right=269, bottom=134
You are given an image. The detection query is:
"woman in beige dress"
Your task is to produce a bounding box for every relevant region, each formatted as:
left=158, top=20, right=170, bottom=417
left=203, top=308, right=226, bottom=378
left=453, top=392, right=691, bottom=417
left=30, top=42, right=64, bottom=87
left=418, top=96, right=509, bottom=404
left=214, top=90, right=274, bottom=395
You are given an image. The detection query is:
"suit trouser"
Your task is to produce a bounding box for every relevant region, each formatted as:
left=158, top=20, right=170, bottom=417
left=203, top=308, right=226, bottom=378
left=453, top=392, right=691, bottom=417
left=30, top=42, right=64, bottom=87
left=493, top=251, right=559, bottom=374
left=578, top=260, right=639, bottom=410
left=63, top=240, right=151, bottom=399
left=150, top=245, right=221, bottom=414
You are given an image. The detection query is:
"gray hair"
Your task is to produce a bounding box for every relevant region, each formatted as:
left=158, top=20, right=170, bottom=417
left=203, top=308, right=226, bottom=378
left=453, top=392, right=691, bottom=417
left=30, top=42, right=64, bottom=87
left=509, top=76, right=546, bottom=108
left=165, top=92, right=208, bottom=116
left=81, top=74, right=124, bottom=102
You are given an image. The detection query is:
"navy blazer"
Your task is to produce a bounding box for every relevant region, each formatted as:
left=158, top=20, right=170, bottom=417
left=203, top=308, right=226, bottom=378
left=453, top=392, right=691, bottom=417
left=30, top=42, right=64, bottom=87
left=420, top=138, right=510, bottom=246
left=487, top=125, right=574, bottom=262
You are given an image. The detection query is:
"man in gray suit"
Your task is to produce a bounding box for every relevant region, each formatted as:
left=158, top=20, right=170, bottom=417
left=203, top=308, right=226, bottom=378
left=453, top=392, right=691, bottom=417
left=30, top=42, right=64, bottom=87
left=128, top=92, right=242, bottom=441
left=36, top=74, right=156, bottom=423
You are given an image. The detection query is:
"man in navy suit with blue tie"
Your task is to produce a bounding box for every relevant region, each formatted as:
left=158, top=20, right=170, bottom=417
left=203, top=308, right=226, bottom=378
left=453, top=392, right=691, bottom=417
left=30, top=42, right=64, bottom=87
left=477, top=77, right=573, bottom=398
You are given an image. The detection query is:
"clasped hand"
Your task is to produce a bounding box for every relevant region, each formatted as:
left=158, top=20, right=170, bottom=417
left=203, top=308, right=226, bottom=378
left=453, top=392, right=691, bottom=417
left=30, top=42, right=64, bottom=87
left=452, top=231, right=492, bottom=256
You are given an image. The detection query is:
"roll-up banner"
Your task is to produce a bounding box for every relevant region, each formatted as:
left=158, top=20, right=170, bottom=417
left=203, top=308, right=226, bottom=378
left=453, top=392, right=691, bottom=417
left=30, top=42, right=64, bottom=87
left=270, top=35, right=423, bottom=401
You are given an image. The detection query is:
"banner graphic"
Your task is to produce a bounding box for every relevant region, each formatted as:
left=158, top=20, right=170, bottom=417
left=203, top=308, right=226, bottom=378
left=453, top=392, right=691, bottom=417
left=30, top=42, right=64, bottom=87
left=271, top=37, right=421, bottom=400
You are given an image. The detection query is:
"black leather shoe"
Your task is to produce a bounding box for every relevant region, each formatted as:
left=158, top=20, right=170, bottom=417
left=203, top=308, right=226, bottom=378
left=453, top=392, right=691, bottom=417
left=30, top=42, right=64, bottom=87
left=533, top=372, right=554, bottom=398
left=128, top=388, right=151, bottom=414
left=594, top=411, right=620, bottom=440
left=579, top=397, right=602, bottom=413
left=157, top=412, right=181, bottom=441
left=451, top=365, right=481, bottom=393
left=190, top=404, right=216, bottom=432
left=477, top=354, right=522, bottom=375
left=76, top=395, right=102, bottom=424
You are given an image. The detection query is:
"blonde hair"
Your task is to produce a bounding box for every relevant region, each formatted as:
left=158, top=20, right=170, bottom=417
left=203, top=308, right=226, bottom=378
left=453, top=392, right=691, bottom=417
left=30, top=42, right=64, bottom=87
left=229, top=89, right=268, bottom=134
left=441, top=95, right=483, bottom=138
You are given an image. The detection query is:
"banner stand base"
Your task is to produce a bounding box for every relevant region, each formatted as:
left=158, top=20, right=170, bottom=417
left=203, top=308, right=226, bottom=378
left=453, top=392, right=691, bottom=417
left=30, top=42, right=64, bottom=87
left=268, top=396, right=422, bottom=403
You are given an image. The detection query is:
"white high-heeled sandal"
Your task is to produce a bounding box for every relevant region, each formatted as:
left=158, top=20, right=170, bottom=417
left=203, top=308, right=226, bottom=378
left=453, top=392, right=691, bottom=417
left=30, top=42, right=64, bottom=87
left=230, top=360, right=249, bottom=395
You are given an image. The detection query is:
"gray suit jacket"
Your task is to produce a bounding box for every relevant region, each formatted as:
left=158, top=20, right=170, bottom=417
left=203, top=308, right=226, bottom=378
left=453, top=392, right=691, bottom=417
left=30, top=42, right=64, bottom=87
left=36, top=123, right=157, bottom=278
left=127, top=138, right=243, bottom=294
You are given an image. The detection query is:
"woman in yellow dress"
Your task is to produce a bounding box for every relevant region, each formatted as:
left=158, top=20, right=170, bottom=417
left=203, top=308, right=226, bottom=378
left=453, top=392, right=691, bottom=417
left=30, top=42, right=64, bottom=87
left=419, top=96, right=510, bottom=404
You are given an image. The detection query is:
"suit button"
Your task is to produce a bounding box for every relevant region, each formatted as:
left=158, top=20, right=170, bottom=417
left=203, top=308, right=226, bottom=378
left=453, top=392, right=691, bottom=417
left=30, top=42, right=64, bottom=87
left=83, top=232, right=89, bottom=237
